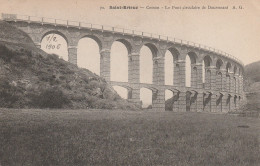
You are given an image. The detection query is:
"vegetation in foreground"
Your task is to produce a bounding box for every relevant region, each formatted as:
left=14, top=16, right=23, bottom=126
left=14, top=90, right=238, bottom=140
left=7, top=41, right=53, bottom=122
left=0, top=109, right=259, bottom=166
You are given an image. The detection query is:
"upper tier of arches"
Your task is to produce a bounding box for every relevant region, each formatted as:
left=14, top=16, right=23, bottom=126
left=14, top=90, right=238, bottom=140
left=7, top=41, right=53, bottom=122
left=39, top=30, right=244, bottom=74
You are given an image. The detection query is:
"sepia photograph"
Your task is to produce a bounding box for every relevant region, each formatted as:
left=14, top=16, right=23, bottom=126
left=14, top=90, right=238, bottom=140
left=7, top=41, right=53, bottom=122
left=0, top=0, right=259, bottom=165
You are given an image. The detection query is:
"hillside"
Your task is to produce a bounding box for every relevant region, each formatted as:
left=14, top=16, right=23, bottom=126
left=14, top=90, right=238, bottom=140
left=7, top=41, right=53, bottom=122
left=0, top=21, right=137, bottom=109
left=244, top=60, right=260, bottom=83
left=244, top=60, right=260, bottom=92
left=241, top=61, right=260, bottom=114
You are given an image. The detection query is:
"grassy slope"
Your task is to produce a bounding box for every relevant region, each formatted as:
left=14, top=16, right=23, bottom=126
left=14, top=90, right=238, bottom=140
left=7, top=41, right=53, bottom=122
left=0, top=109, right=259, bottom=166
left=0, top=21, right=136, bottom=109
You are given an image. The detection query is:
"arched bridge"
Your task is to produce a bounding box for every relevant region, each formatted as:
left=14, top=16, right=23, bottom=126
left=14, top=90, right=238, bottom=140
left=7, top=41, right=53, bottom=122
left=1, top=13, right=245, bottom=112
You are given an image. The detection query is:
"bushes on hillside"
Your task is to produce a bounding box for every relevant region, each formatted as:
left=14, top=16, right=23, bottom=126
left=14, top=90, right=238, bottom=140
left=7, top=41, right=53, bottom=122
left=31, top=88, right=70, bottom=108
left=85, top=96, right=114, bottom=109
left=0, top=80, right=20, bottom=108
left=0, top=44, right=15, bottom=62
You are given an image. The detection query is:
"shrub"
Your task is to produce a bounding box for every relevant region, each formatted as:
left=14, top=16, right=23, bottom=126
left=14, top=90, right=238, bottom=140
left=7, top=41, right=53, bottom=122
left=32, top=88, right=70, bottom=108
left=95, top=99, right=115, bottom=109
left=0, top=44, right=15, bottom=62
left=0, top=80, right=20, bottom=108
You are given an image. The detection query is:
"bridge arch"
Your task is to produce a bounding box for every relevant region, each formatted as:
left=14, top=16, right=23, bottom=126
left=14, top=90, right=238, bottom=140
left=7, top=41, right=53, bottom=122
left=202, top=55, right=212, bottom=88
left=167, top=47, right=180, bottom=61
left=115, top=38, right=132, bottom=54
left=233, top=65, right=239, bottom=93
left=234, top=95, right=238, bottom=110
left=77, top=35, right=102, bottom=75
left=216, top=71, right=223, bottom=91
left=140, top=86, right=158, bottom=109
left=187, top=51, right=198, bottom=64
left=41, top=30, right=69, bottom=44
left=226, top=62, right=232, bottom=73
left=140, top=85, right=158, bottom=93
left=226, top=94, right=232, bottom=112
left=234, top=76, right=237, bottom=93
left=216, top=92, right=224, bottom=112
left=186, top=90, right=198, bottom=112
left=226, top=74, right=231, bottom=92
left=203, top=91, right=212, bottom=112
left=203, top=55, right=212, bottom=67
left=40, top=30, right=69, bottom=61
left=164, top=88, right=180, bottom=111
left=164, top=47, right=180, bottom=86
left=79, top=35, right=103, bottom=51
left=110, top=40, right=130, bottom=82
left=112, top=85, right=132, bottom=99
left=140, top=43, right=157, bottom=84
left=143, top=42, right=158, bottom=58
left=191, top=66, right=198, bottom=88
left=216, top=58, right=224, bottom=91
left=233, top=65, right=238, bottom=75
left=225, top=61, right=232, bottom=93
left=216, top=58, right=224, bottom=70
left=186, top=51, right=198, bottom=87
left=165, top=89, right=174, bottom=111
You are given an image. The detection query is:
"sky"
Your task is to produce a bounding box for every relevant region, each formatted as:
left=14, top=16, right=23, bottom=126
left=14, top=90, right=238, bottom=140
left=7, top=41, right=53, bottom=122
left=0, top=0, right=259, bottom=107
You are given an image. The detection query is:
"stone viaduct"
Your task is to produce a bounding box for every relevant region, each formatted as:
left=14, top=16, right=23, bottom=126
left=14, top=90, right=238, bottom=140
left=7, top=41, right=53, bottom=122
left=1, top=14, right=245, bottom=112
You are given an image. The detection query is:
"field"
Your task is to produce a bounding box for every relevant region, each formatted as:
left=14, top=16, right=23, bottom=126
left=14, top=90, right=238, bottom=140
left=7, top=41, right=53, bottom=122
left=0, top=109, right=259, bottom=166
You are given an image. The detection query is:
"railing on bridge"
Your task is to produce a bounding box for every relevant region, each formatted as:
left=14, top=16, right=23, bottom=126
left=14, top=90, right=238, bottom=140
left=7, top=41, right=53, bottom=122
left=0, top=13, right=244, bottom=66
